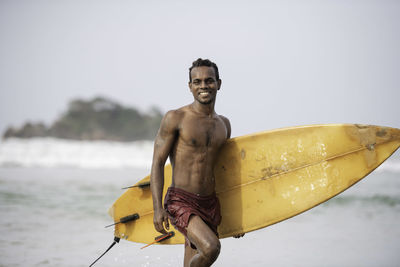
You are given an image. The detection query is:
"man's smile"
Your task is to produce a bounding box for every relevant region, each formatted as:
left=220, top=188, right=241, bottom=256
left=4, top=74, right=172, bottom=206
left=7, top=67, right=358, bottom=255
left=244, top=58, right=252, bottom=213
left=199, top=91, right=210, bottom=96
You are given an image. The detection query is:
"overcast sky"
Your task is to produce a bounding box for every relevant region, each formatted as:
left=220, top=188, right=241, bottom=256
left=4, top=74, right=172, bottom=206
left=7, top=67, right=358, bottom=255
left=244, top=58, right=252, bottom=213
left=0, top=0, right=399, bottom=137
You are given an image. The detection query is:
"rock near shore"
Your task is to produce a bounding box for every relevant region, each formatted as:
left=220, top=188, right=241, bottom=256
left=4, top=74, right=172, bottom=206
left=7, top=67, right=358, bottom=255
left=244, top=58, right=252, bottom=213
left=3, top=97, right=163, bottom=142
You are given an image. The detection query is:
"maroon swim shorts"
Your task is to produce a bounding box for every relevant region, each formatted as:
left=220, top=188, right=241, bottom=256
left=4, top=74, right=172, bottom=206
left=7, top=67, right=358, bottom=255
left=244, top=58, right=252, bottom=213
left=164, top=187, right=222, bottom=248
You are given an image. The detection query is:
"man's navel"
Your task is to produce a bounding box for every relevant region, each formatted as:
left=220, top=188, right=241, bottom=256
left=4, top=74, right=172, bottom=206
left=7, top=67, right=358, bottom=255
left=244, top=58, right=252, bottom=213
left=191, top=138, right=197, bottom=146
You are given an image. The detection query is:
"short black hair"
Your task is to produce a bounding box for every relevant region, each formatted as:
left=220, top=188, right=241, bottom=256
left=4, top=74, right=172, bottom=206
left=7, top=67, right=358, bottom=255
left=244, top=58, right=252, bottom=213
left=189, top=58, right=220, bottom=82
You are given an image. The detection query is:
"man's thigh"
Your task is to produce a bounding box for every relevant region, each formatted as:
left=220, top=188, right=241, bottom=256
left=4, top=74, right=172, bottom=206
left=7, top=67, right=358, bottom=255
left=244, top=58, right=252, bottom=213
left=185, top=215, right=219, bottom=251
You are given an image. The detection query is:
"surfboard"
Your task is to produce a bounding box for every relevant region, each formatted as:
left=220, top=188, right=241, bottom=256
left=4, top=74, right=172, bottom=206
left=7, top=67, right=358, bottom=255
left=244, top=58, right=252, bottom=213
left=108, top=124, right=400, bottom=245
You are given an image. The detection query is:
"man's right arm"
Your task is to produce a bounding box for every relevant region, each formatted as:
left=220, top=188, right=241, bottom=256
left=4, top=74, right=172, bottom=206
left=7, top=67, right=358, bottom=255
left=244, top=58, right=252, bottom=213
left=150, top=110, right=180, bottom=234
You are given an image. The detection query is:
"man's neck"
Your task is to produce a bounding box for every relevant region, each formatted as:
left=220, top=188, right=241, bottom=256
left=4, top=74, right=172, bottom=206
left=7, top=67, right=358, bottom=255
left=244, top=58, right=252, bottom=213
left=191, top=101, right=215, bottom=117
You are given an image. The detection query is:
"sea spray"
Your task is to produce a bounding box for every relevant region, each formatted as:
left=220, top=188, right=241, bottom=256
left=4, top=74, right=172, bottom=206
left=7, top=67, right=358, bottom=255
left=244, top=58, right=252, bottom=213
left=0, top=137, right=154, bottom=169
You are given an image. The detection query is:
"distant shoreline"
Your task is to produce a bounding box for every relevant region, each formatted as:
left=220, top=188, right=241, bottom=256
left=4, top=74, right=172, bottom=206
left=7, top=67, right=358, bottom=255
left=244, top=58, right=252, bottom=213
left=2, top=96, right=163, bottom=142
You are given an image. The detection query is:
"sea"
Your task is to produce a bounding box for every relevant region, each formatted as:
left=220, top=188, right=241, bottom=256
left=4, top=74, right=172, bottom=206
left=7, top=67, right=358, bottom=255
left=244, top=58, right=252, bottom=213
left=0, top=137, right=399, bottom=267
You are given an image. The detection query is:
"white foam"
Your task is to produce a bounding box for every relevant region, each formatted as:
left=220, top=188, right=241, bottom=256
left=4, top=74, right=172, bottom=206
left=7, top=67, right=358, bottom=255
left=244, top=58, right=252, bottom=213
left=0, top=137, right=154, bottom=169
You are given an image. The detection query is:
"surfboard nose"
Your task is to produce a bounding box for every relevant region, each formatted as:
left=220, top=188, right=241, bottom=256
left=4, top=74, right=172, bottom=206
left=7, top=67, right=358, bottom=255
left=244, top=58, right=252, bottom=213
left=390, top=126, right=400, bottom=140
left=346, top=124, right=400, bottom=148
left=374, top=125, right=400, bottom=144
left=360, top=125, right=400, bottom=168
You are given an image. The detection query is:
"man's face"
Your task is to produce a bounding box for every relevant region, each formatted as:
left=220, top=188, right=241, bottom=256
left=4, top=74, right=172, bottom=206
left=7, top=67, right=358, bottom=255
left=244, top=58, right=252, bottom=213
left=189, top=66, right=221, bottom=105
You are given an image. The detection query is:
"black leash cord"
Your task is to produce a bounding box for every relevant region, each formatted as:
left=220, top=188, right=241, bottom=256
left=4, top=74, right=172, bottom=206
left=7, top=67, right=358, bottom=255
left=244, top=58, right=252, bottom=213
left=89, top=237, right=120, bottom=267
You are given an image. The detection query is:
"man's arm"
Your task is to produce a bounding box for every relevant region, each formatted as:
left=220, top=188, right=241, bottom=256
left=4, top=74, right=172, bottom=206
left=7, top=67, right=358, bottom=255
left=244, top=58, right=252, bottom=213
left=219, top=115, right=231, bottom=139
left=150, top=110, right=180, bottom=234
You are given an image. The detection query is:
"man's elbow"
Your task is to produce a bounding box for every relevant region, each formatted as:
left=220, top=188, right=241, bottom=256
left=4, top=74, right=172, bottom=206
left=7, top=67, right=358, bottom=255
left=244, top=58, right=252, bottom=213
left=151, top=158, right=167, bottom=175
left=152, top=158, right=166, bottom=168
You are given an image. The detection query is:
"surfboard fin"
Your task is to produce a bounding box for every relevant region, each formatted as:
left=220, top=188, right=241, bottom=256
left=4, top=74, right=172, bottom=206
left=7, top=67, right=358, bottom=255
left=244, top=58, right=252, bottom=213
left=140, top=231, right=175, bottom=249
left=105, top=213, right=140, bottom=228
left=122, top=181, right=151, bottom=190
left=89, top=236, right=120, bottom=267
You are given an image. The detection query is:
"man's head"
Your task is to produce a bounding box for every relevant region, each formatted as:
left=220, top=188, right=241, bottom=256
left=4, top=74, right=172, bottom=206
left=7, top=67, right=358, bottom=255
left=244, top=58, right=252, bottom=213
left=189, top=58, right=220, bottom=83
left=188, top=58, right=221, bottom=105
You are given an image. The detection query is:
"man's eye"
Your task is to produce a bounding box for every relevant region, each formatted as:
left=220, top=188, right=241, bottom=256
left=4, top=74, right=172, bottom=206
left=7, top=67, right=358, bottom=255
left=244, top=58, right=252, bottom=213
left=206, top=79, right=215, bottom=84
left=193, top=80, right=200, bottom=84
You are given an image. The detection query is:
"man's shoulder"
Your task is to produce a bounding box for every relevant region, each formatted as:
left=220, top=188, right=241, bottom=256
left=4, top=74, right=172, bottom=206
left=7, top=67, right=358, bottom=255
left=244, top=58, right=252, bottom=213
left=162, top=106, right=189, bottom=125
left=218, top=114, right=230, bottom=126
left=164, top=105, right=189, bottom=119
left=218, top=114, right=230, bottom=123
left=217, top=114, right=231, bottom=138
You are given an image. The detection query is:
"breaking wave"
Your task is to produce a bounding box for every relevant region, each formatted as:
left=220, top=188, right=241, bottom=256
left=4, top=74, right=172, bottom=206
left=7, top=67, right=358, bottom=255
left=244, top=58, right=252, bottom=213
left=0, top=137, right=154, bottom=169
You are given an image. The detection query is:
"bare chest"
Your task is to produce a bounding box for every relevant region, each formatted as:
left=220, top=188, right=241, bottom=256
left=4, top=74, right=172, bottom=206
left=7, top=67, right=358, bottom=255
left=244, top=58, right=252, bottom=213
left=179, top=116, right=228, bottom=148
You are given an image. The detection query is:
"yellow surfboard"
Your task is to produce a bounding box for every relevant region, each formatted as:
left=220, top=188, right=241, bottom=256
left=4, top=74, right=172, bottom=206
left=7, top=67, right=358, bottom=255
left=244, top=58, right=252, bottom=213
left=108, top=124, right=400, bottom=245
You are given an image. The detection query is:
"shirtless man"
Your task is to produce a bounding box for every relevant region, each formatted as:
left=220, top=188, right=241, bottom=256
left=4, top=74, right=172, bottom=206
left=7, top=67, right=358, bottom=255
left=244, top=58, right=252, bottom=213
left=150, top=58, right=230, bottom=267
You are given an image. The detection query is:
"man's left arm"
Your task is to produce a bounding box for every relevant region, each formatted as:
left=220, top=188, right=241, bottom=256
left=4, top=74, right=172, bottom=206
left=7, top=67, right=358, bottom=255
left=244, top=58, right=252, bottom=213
left=219, top=115, right=231, bottom=139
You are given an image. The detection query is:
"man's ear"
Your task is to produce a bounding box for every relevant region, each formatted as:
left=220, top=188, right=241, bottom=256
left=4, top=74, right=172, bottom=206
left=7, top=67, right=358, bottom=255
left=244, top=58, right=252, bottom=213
left=188, top=81, right=192, bottom=92
left=217, top=79, right=222, bottom=90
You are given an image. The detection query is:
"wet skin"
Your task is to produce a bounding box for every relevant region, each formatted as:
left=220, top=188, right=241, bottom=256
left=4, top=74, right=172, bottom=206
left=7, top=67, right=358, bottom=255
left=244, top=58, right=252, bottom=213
left=150, top=66, right=230, bottom=267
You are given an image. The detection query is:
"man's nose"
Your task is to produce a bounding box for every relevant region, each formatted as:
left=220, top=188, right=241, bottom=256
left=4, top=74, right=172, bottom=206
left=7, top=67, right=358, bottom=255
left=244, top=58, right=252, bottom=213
left=200, top=81, right=208, bottom=88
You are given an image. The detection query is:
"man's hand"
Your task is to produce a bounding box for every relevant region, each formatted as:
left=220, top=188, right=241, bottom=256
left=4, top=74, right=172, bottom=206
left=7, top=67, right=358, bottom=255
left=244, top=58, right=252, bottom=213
left=233, top=233, right=245, bottom=238
left=153, top=208, right=170, bottom=234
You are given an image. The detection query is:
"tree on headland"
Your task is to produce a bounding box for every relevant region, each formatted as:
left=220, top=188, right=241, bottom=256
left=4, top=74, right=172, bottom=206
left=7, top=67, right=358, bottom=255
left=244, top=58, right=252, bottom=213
left=3, top=123, right=47, bottom=138
left=3, top=97, right=163, bottom=142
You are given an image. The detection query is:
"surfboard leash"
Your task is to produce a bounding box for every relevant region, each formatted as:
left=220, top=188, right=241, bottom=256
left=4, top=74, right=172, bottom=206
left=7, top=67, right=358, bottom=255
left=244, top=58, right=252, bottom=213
left=89, top=232, right=175, bottom=266
left=90, top=213, right=139, bottom=266
left=89, top=236, right=120, bottom=267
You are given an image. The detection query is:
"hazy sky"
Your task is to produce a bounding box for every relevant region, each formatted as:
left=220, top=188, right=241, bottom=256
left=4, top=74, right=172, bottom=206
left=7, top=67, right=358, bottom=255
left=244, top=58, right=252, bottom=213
left=1, top=0, right=399, bottom=137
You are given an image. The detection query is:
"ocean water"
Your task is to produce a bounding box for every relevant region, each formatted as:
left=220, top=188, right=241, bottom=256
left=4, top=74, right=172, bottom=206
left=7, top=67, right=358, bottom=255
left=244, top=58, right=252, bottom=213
left=0, top=138, right=399, bottom=267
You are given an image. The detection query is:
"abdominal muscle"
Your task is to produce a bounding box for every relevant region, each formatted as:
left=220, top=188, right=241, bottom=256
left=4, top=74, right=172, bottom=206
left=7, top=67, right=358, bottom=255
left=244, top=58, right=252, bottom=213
left=169, top=144, right=220, bottom=196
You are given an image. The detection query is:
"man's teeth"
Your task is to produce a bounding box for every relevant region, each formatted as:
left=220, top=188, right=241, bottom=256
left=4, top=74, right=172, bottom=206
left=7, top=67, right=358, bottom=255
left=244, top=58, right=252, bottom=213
left=200, top=92, right=209, bottom=96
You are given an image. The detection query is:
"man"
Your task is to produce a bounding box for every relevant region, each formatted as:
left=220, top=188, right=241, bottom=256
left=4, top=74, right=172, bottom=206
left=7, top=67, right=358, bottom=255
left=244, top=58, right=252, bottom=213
left=150, top=58, right=231, bottom=267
